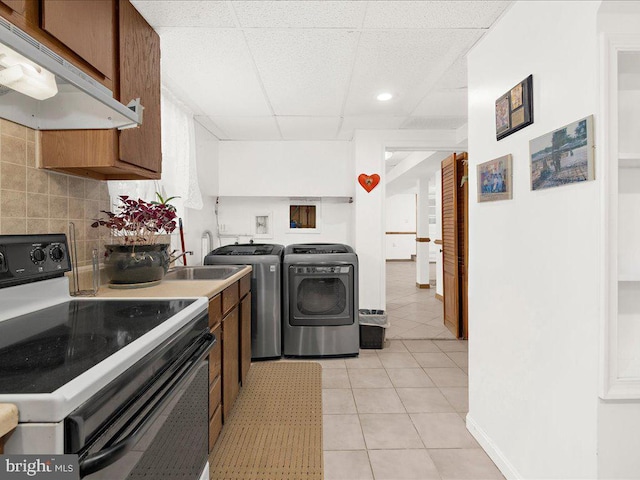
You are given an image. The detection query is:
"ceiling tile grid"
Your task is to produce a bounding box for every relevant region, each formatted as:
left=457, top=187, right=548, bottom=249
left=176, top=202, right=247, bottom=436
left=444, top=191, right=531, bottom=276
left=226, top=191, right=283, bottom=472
left=131, top=0, right=236, bottom=27
left=343, top=29, right=482, bottom=116
left=244, top=29, right=361, bottom=116
left=131, top=0, right=512, bottom=141
left=362, top=0, right=510, bottom=29
left=232, top=1, right=367, bottom=28
left=158, top=28, right=272, bottom=117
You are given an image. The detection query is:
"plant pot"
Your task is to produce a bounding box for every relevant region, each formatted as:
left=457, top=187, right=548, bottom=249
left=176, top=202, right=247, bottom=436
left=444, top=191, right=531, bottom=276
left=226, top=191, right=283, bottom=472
left=103, top=243, right=170, bottom=285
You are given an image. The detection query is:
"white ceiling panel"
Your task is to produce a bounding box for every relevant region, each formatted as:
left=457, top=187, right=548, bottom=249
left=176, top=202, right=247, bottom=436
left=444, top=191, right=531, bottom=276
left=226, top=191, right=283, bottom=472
left=401, top=116, right=467, bottom=130
left=245, top=29, right=360, bottom=116
left=277, top=116, right=342, bottom=140
left=338, top=115, right=407, bottom=140
left=194, top=116, right=230, bottom=140
left=344, top=29, right=481, bottom=116
left=131, top=1, right=235, bottom=28
left=208, top=116, right=282, bottom=140
left=412, top=89, right=468, bottom=117
left=363, top=1, right=510, bottom=29
left=159, top=28, right=272, bottom=116
left=232, top=1, right=367, bottom=28
left=433, top=57, right=468, bottom=91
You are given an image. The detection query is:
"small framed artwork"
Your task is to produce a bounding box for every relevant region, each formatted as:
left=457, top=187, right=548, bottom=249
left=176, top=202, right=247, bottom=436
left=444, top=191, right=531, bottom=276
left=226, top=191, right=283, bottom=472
left=477, top=154, right=513, bottom=202
left=495, top=75, right=534, bottom=140
left=253, top=212, right=273, bottom=239
left=529, top=115, right=594, bottom=191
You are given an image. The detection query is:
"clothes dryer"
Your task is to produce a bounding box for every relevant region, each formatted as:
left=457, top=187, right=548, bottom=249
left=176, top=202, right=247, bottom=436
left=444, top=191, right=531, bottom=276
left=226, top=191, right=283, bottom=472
left=283, top=243, right=359, bottom=357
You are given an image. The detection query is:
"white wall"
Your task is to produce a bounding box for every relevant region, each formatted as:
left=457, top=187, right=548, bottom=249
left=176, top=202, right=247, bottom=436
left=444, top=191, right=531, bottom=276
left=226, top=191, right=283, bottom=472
left=466, top=2, right=601, bottom=479
left=216, top=196, right=352, bottom=247
left=385, top=193, right=416, bottom=260
left=218, top=141, right=352, bottom=197
left=182, top=122, right=220, bottom=265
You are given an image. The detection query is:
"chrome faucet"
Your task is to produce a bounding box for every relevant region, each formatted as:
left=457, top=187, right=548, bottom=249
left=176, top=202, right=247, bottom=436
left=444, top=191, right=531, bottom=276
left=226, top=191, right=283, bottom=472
left=169, top=250, right=193, bottom=265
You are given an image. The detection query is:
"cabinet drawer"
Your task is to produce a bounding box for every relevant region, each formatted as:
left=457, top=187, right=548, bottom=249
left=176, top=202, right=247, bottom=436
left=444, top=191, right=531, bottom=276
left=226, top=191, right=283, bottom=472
left=208, top=403, right=222, bottom=453
left=209, top=325, right=221, bottom=383
left=208, top=294, right=222, bottom=329
left=239, top=273, right=251, bottom=298
left=209, top=375, right=221, bottom=420
left=222, top=283, right=239, bottom=316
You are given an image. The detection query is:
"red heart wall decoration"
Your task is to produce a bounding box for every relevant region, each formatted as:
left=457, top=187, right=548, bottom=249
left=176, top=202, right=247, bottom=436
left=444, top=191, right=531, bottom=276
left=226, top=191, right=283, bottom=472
left=358, top=173, right=380, bottom=193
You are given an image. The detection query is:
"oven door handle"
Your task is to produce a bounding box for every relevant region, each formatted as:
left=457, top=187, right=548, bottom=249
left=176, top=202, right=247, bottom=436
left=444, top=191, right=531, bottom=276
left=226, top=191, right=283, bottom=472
left=79, top=332, right=215, bottom=478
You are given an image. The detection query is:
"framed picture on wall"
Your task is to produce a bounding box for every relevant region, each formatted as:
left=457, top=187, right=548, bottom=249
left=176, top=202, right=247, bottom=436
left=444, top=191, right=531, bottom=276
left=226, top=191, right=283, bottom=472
left=477, top=154, right=513, bottom=202
left=529, top=115, right=595, bottom=191
left=253, top=212, right=273, bottom=239
left=495, top=75, right=534, bottom=140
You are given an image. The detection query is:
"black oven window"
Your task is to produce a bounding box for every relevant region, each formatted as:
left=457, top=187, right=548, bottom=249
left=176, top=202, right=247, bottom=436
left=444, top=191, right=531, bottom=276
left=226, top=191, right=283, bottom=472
left=290, top=205, right=316, bottom=228
left=297, top=278, right=346, bottom=315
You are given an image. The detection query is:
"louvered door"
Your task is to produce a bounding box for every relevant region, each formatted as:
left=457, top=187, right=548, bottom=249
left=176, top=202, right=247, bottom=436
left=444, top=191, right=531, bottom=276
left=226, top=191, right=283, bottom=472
left=441, top=152, right=468, bottom=338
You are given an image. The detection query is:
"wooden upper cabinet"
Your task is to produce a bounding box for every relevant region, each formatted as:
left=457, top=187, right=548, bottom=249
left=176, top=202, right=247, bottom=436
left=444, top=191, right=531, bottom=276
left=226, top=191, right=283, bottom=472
left=118, top=0, right=161, bottom=173
left=0, top=0, right=26, bottom=15
left=39, top=0, right=162, bottom=180
left=41, top=0, right=115, bottom=82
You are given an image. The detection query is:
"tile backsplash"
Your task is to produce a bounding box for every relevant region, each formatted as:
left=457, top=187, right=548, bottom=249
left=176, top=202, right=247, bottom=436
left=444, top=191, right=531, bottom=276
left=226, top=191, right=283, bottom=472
left=0, top=119, right=112, bottom=267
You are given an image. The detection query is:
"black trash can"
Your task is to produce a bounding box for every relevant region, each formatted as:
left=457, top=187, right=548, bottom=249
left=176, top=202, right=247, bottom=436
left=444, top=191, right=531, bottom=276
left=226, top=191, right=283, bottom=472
left=359, top=309, right=388, bottom=349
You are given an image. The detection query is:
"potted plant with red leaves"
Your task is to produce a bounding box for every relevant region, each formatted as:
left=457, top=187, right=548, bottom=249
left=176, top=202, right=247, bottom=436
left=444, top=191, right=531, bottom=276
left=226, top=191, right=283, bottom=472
left=92, top=193, right=178, bottom=285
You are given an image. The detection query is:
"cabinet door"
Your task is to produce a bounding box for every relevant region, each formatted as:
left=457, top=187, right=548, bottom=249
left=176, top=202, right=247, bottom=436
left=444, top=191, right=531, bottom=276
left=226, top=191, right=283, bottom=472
left=240, top=293, right=251, bottom=384
left=118, top=0, right=161, bottom=174
left=222, top=306, right=239, bottom=421
left=41, top=0, right=115, bottom=81
left=1, top=0, right=25, bottom=14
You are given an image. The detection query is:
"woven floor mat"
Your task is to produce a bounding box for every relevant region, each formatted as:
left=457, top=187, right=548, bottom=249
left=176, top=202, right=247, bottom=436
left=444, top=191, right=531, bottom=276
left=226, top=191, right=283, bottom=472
left=209, top=362, right=323, bottom=480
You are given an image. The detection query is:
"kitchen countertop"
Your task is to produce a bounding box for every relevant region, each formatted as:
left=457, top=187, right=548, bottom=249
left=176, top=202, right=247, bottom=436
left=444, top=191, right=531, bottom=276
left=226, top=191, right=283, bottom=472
left=95, top=266, right=252, bottom=299
left=0, top=404, right=18, bottom=438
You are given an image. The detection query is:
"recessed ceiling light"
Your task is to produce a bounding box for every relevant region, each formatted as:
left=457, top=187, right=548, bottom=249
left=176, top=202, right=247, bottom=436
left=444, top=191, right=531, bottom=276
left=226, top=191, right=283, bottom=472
left=377, top=92, right=393, bottom=101
left=385, top=151, right=393, bottom=160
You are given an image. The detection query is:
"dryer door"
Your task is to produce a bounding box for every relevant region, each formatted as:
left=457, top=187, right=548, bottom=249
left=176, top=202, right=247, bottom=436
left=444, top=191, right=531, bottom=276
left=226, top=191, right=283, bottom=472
left=289, top=265, right=354, bottom=326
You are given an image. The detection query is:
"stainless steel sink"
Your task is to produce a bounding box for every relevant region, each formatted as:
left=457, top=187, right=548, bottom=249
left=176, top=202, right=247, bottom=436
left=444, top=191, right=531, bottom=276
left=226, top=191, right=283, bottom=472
left=163, top=266, right=244, bottom=281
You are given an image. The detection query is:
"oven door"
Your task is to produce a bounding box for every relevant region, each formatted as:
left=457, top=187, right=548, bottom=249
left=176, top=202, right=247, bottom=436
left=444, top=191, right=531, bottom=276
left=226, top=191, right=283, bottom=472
left=72, top=333, right=213, bottom=480
left=289, top=265, right=354, bottom=326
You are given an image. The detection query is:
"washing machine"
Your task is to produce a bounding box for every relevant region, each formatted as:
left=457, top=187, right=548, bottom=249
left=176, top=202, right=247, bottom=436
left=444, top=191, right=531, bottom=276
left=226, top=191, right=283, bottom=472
left=205, top=243, right=284, bottom=359
left=283, top=243, right=359, bottom=357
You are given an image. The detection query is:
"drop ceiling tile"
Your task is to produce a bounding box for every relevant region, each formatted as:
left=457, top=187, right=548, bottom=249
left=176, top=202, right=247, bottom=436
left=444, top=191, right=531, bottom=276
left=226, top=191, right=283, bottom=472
left=401, top=116, right=468, bottom=130
left=194, top=116, right=230, bottom=140
left=338, top=116, right=407, bottom=140
left=412, top=89, right=468, bottom=117
left=277, top=117, right=342, bottom=140
left=209, top=116, right=281, bottom=140
left=433, top=57, right=468, bottom=91
left=363, top=1, right=510, bottom=29
left=232, top=1, right=367, bottom=28
left=344, top=29, right=481, bottom=117
left=131, top=1, right=235, bottom=27
left=245, top=29, right=360, bottom=116
left=158, top=28, right=272, bottom=117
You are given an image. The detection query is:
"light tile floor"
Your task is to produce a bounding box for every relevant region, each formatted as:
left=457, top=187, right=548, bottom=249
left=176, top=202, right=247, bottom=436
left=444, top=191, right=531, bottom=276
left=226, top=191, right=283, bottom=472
left=385, top=262, right=454, bottom=340
left=321, top=340, right=504, bottom=480
left=317, top=261, right=502, bottom=479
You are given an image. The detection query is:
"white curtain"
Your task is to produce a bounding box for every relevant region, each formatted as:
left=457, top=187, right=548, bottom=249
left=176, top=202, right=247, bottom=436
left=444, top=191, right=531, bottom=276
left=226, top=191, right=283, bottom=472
left=108, top=85, right=203, bottom=211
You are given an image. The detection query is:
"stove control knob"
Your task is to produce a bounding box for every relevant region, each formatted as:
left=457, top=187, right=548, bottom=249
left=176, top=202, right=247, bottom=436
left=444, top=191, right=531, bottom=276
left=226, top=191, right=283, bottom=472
left=31, top=248, right=46, bottom=263
left=50, top=246, right=65, bottom=262
left=0, top=252, right=6, bottom=273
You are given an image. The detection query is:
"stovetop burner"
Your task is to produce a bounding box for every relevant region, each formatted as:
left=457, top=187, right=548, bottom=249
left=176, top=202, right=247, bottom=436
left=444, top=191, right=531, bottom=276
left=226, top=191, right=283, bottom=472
left=0, top=298, right=196, bottom=394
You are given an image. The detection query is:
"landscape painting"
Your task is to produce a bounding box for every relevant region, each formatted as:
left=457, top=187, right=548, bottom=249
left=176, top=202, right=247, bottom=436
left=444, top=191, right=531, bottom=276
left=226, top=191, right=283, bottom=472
left=477, top=154, right=513, bottom=202
left=530, top=115, right=594, bottom=191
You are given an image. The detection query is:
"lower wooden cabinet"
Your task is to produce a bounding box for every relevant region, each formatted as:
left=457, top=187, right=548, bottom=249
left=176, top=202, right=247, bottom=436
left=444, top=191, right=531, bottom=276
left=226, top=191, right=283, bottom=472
left=240, top=293, right=251, bottom=385
left=208, top=271, right=252, bottom=453
left=222, top=306, right=239, bottom=421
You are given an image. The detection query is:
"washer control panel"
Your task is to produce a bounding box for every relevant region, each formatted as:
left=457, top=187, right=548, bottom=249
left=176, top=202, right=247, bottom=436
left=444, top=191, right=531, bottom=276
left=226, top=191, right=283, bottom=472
left=0, top=234, right=71, bottom=288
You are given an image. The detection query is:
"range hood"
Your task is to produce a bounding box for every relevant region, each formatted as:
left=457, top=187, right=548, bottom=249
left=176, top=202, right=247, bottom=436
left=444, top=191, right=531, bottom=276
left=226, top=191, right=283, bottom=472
left=0, top=17, right=141, bottom=130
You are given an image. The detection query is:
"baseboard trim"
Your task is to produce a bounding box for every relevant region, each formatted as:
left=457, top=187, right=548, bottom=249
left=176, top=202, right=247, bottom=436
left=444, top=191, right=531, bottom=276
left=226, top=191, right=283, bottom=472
left=416, top=283, right=431, bottom=289
left=386, top=259, right=414, bottom=262
left=466, top=414, right=521, bottom=480
left=435, top=293, right=443, bottom=301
